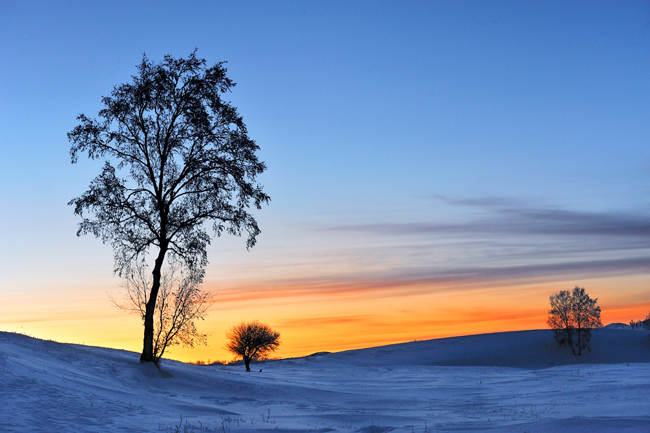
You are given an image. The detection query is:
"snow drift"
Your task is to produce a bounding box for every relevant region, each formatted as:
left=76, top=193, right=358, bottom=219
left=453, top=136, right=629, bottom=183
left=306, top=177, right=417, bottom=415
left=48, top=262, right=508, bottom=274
left=0, top=328, right=649, bottom=432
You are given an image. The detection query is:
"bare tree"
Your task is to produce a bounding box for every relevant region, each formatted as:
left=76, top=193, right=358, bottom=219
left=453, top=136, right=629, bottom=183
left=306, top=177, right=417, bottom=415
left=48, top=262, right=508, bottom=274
left=548, top=289, right=575, bottom=350
left=225, top=321, right=280, bottom=371
left=548, top=286, right=602, bottom=355
left=113, top=260, right=212, bottom=366
left=68, top=51, right=269, bottom=363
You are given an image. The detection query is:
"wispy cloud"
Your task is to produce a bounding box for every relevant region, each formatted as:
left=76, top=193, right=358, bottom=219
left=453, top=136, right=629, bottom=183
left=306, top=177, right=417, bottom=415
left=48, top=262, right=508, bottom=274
left=207, top=199, right=650, bottom=303
left=325, top=198, right=650, bottom=266
left=331, top=204, right=650, bottom=239
left=276, top=315, right=369, bottom=328
left=208, top=256, right=650, bottom=305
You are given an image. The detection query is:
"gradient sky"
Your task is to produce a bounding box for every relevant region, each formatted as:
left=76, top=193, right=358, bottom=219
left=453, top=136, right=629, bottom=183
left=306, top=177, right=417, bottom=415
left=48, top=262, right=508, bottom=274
left=1, top=1, right=649, bottom=363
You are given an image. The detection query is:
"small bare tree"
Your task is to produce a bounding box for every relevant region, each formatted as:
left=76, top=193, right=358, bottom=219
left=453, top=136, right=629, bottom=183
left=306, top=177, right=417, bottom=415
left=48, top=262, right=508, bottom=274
left=225, top=321, right=280, bottom=371
left=113, top=260, right=212, bottom=366
left=548, top=286, right=602, bottom=355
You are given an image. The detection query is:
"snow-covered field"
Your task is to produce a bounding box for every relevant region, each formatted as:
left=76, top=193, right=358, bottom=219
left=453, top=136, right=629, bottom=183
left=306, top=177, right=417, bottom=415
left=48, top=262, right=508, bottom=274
left=1, top=327, right=649, bottom=432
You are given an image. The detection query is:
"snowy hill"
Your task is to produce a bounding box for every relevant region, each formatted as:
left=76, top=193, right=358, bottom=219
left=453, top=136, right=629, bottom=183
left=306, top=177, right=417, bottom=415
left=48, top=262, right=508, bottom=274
left=1, top=329, right=649, bottom=432
left=309, top=328, right=650, bottom=369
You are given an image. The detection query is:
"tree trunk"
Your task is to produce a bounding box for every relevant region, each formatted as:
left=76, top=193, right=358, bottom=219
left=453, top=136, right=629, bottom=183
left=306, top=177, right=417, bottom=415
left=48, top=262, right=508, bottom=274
left=244, top=357, right=251, bottom=372
left=140, top=245, right=168, bottom=363
left=576, top=328, right=582, bottom=356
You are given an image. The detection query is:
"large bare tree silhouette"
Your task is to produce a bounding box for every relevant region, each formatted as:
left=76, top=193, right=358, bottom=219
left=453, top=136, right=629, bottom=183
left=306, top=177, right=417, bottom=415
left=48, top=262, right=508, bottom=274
left=69, top=51, right=269, bottom=363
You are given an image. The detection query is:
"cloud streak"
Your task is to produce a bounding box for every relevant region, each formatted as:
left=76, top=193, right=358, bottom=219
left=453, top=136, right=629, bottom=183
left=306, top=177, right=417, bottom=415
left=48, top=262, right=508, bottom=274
left=209, top=256, right=650, bottom=305
left=276, top=315, right=370, bottom=328
left=331, top=207, right=650, bottom=239
left=205, top=200, right=650, bottom=304
left=325, top=200, right=650, bottom=267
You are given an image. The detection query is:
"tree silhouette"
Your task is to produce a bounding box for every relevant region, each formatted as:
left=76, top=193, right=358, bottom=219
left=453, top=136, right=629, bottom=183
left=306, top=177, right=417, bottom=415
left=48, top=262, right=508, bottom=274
left=548, top=286, right=602, bottom=355
left=69, top=51, right=269, bottom=363
left=225, top=321, right=281, bottom=371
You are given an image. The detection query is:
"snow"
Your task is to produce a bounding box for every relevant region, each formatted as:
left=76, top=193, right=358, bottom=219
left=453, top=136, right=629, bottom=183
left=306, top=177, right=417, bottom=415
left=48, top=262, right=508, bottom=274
left=1, top=328, right=649, bottom=432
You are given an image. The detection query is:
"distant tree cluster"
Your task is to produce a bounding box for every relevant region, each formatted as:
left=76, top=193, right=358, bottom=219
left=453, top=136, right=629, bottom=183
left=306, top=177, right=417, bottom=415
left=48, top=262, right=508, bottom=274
left=629, top=312, right=650, bottom=330
left=548, top=287, right=602, bottom=356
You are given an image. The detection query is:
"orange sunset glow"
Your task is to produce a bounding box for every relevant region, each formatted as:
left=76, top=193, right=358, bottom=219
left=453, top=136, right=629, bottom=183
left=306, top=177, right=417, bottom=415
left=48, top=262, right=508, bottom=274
left=3, top=272, right=648, bottom=363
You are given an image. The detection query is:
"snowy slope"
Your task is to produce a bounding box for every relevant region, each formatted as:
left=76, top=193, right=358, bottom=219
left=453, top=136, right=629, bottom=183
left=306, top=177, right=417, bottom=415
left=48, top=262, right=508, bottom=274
left=314, top=327, right=650, bottom=368
left=1, top=329, right=649, bottom=432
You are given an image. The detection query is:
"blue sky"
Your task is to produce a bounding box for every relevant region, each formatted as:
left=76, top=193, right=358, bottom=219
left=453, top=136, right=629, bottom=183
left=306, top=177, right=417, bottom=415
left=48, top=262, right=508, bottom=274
left=1, top=1, right=649, bottom=359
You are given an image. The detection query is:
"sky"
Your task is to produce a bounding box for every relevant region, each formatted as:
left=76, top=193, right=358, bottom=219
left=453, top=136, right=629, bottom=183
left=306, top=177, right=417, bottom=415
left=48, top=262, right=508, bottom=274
left=1, top=0, right=649, bottom=363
